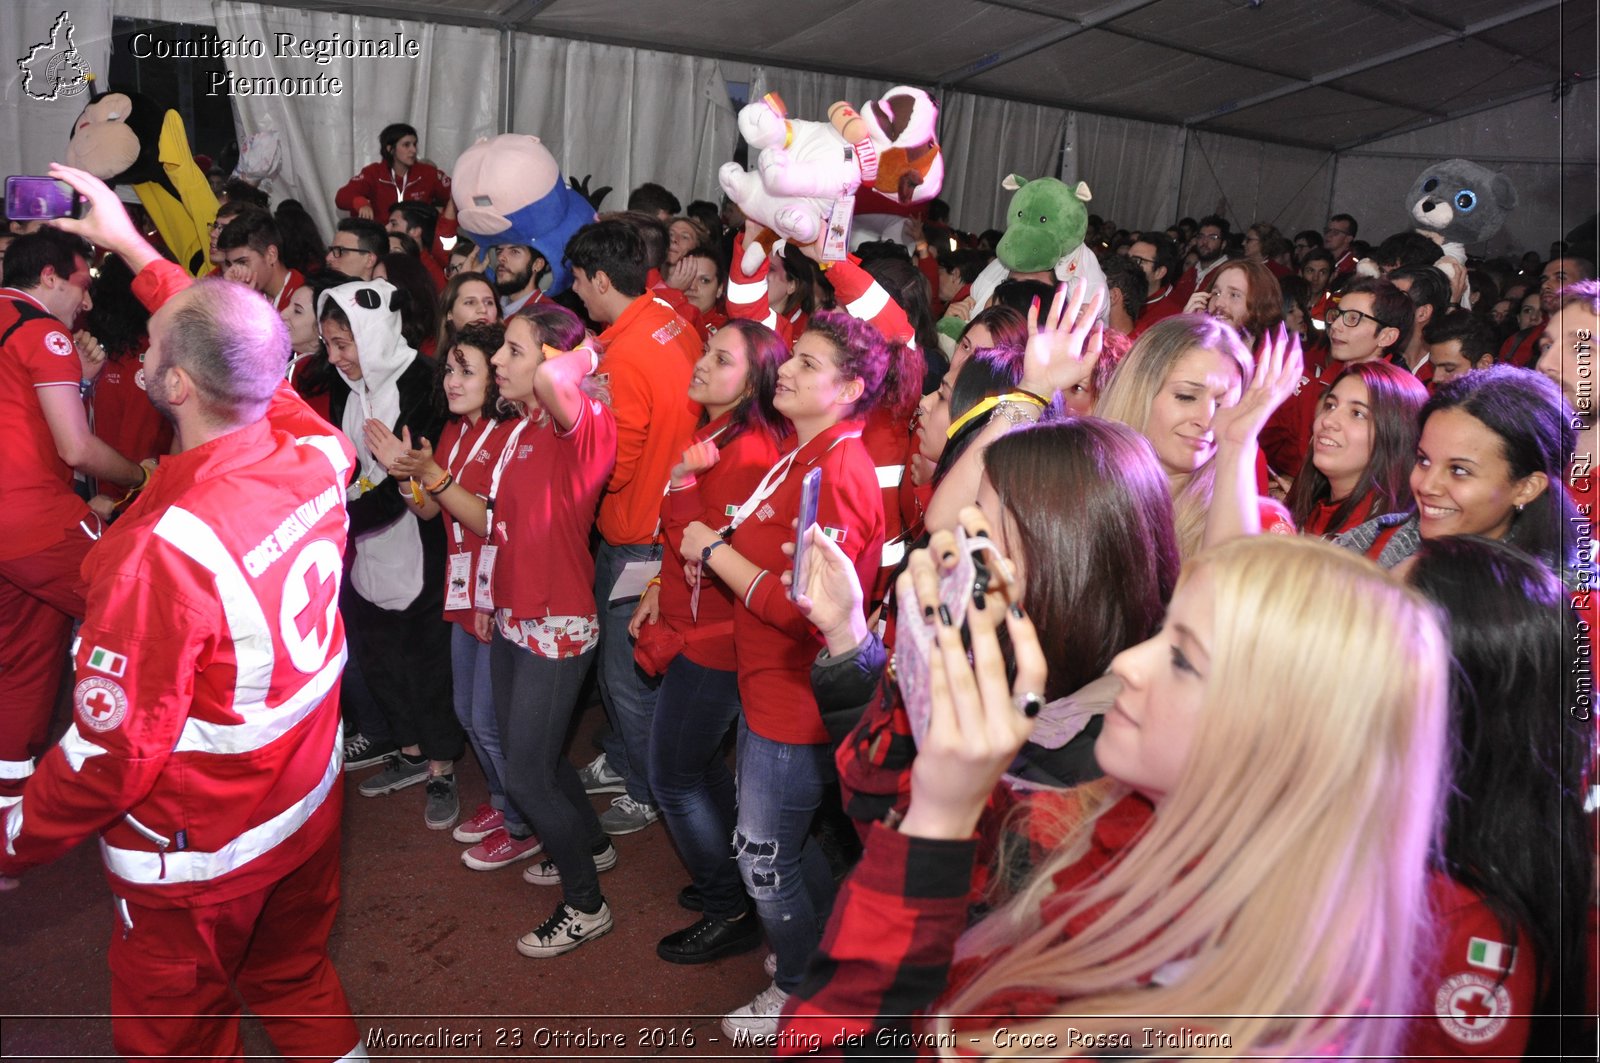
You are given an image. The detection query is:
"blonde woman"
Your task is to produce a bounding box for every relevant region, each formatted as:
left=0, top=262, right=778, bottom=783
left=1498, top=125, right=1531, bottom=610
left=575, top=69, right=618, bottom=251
left=1094, top=314, right=1293, bottom=556
left=778, top=533, right=1449, bottom=1059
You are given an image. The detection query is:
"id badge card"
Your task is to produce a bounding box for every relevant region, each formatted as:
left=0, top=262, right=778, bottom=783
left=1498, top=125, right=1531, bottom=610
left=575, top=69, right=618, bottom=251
left=446, top=552, right=473, bottom=611
left=474, top=545, right=498, bottom=611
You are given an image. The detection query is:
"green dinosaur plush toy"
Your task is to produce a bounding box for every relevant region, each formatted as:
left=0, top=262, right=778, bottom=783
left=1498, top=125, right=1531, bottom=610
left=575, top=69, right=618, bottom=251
left=938, top=173, right=1102, bottom=341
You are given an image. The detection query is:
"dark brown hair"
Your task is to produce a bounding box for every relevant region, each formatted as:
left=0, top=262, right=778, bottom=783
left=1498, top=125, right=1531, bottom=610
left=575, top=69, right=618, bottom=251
left=983, top=419, right=1179, bottom=699
left=1286, top=361, right=1429, bottom=532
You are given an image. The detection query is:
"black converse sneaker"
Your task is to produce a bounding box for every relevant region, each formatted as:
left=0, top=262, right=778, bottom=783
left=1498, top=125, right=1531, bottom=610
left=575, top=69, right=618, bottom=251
left=515, top=900, right=614, bottom=958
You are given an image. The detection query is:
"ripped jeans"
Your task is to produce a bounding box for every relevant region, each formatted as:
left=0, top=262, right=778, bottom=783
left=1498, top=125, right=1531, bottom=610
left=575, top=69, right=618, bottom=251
left=733, top=720, right=838, bottom=993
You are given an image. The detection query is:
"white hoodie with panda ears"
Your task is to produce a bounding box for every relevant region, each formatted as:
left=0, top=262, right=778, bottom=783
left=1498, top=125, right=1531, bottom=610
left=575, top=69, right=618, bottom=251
left=319, top=278, right=425, bottom=610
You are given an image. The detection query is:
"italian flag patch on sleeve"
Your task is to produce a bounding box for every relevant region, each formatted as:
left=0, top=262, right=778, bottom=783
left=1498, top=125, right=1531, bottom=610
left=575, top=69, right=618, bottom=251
left=1467, top=937, right=1516, bottom=973
left=86, top=646, right=128, bottom=678
left=821, top=527, right=848, bottom=543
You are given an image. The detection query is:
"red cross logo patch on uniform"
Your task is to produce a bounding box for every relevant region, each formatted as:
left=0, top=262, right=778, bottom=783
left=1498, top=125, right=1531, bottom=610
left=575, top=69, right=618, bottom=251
left=44, top=330, right=74, bottom=357
left=279, top=539, right=342, bottom=675
left=1433, top=972, right=1511, bottom=1044
left=75, top=676, right=128, bottom=733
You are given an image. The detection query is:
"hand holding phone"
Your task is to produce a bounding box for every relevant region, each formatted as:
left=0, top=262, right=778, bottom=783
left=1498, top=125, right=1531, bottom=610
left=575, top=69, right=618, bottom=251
left=5, top=176, right=85, bottom=222
left=789, top=468, right=822, bottom=602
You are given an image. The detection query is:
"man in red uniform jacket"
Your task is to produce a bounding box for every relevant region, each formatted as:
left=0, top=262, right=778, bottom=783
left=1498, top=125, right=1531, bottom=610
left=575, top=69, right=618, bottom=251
left=0, top=164, right=365, bottom=1062
left=0, top=227, right=146, bottom=796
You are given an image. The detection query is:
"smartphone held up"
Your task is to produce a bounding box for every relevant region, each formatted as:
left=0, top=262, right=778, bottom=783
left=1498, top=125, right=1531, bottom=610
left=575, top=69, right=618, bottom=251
left=5, top=176, right=86, bottom=222
left=789, top=468, right=822, bottom=602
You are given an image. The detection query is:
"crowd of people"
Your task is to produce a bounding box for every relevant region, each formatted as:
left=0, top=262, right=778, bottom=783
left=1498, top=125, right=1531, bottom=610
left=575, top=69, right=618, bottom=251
left=0, top=113, right=1593, bottom=1060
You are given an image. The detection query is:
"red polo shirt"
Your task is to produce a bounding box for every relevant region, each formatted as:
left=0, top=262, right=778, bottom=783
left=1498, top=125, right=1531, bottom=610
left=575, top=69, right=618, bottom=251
left=0, top=289, right=93, bottom=560
left=1130, top=284, right=1187, bottom=339
left=731, top=420, right=884, bottom=744
left=435, top=416, right=518, bottom=627
left=661, top=413, right=782, bottom=672
left=491, top=401, right=617, bottom=619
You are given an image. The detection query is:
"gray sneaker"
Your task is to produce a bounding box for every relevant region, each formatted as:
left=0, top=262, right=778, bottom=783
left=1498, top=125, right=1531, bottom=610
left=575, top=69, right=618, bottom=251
left=599, top=794, right=659, bottom=835
left=357, top=753, right=430, bottom=797
left=578, top=753, right=626, bottom=795
left=522, top=843, right=619, bottom=885
left=424, top=775, right=459, bottom=831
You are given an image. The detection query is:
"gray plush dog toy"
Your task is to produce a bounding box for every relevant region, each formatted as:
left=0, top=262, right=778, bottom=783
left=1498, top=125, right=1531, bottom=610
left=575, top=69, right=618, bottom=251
left=1406, top=157, right=1517, bottom=256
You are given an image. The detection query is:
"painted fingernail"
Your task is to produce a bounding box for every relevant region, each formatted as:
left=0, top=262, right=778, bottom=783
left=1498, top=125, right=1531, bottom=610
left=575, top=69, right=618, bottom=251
left=938, top=605, right=953, bottom=627
left=1009, top=603, right=1025, bottom=619
left=942, top=550, right=957, bottom=563
left=923, top=603, right=935, bottom=622
left=972, top=587, right=986, bottom=610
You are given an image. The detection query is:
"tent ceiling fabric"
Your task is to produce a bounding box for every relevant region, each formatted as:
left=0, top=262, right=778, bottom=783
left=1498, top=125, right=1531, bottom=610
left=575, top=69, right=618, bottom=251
left=260, top=0, right=1588, bottom=151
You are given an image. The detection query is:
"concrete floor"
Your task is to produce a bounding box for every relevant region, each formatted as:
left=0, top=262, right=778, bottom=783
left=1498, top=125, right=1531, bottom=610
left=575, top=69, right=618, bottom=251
left=0, top=698, right=780, bottom=1061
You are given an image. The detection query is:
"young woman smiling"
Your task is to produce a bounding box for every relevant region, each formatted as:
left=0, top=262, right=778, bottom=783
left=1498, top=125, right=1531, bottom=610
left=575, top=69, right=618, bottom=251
left=1284, top=361, right=1429, bottom=538
left=368, top=323, right=537, bottom=871
left=626, top=320, right=787, bottom=966
left=677, top=310, right=890, bottom=1037
left=1096, top=315, right=1294, bottom=557
left=1335, top=366, right=1585, bottom=583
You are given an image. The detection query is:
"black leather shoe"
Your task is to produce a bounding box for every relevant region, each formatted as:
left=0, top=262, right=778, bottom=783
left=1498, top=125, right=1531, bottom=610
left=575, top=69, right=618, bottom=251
left=677, top=883, right=704, bottom=911
left=656, top=913, right=761, bottom=964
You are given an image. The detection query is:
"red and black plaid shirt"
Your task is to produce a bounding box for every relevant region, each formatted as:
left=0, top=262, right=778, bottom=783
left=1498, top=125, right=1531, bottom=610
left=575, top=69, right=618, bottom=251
left=778, top=791, right=1155, bottom=1056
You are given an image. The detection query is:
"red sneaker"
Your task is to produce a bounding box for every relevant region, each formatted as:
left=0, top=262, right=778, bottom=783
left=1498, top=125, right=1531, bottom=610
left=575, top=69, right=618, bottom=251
left=461, top=828, right=544, bottom=871
left=451, top=803, right=504, bottom=844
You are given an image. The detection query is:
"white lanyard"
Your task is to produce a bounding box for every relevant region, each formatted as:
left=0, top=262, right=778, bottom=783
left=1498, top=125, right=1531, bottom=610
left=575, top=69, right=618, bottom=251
left=484, top=417, right=533, bottom=542
left=445, top=417, right=499, bottom=548
left=723, top=428, right=861, bottom=534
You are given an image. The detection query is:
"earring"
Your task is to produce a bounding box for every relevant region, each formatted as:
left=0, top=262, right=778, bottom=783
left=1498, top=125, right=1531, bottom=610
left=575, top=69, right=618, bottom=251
left=1515, top=503, right=1525, bottom=513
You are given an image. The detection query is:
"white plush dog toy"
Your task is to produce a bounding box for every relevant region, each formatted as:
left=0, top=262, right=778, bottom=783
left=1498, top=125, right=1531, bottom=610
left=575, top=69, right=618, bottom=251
left=720, top=92, right=865, bottom=272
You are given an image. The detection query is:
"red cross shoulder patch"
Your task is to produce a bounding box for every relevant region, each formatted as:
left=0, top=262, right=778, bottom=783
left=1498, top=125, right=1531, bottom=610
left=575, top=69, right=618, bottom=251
left=75, top=676, right=128, bottom=733
left=1434, top=972, right=1511, bottom=1044
left=44, top=331, right=74, bottom=357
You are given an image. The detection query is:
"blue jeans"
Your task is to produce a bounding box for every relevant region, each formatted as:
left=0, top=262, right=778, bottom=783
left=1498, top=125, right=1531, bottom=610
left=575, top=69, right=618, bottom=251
left=594, top=540, right=661, bottom=806
left=450, top=624, right=526, bottom=834
left=490, top=634, right=607, bottom=912
left=734, top=722, right=837, bottom=992
left=649, top=655, right=744, bottom=919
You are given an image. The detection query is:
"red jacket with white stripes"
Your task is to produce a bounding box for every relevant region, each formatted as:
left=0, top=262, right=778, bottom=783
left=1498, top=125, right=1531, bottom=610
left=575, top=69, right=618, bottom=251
left=0, top=416, right=354, bottom=907
left=724, top=234, right=913, bottom=349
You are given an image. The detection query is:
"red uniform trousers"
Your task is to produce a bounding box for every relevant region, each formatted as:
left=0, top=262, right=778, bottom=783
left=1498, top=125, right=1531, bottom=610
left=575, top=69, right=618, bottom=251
left=108, top=825, right=360, bottom=1063
left=0, top=518, right=97, bottom=795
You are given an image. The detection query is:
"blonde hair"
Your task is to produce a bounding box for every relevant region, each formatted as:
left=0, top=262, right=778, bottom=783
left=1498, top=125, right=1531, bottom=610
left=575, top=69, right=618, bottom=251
left=1094, top=315, right=1252, bottom=558
left=939, top=536, right=1449, bottom=1059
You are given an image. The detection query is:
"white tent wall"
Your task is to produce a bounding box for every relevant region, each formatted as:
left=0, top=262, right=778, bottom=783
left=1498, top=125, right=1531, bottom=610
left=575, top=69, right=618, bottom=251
left=1064, top=112, right=1185, bottom=234
left=3, top=3, right=1592, bottom=266
left=2, top=0, right=114, bottom=179
left=1331, top=92, right=1599, bottom=259
left=1178, top=130, right=1335, bottom=236
left=510, top=36, right=735, bottom=212
left=109, top=0, right=500, bottom=240
left=933, top=91, right=1066, bottom=232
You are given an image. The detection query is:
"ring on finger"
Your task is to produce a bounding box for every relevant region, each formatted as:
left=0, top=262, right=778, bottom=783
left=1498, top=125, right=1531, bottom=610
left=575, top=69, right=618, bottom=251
left=1012, top=691, right=1045, bottom=719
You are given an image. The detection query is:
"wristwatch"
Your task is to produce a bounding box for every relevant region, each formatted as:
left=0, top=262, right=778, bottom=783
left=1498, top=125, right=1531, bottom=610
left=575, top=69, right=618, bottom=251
left=701, top=538, right=730, bottom=563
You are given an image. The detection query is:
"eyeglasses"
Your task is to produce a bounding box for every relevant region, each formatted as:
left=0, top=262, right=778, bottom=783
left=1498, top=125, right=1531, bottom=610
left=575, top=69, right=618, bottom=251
left=1195, top=233, right=1223, bottom=243
left=1127, top=254, right=1156, bottom=268
left=328, top=245, right=371, bottom=258
left=1324, top=307, right=1388, bottom=329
